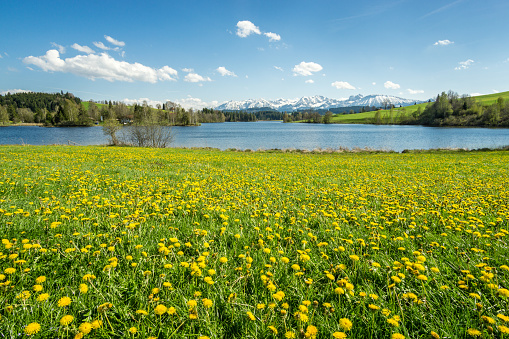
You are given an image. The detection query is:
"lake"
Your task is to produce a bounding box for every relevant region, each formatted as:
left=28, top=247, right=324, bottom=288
left=1, top=122, right=508, bottom=152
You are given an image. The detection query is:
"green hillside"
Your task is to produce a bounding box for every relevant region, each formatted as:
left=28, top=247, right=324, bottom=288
left=330, top=90, right=509, bottom=124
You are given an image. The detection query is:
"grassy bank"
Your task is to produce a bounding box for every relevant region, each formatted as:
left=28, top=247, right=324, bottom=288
left=1, top=146, right=508, bottom=338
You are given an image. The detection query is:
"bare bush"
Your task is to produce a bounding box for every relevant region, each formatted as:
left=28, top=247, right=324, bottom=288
left=124, top=124, right=174, bottom=148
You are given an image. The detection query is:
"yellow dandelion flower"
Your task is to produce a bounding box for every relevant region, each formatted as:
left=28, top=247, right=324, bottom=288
left=35, top=276, right=46, bottom=284
left=154, top=304, right=167, bottom=315
left=60, top=315, right=74, bottom=326
left=79, top=284, right=88, bottom=294
left=285, top=331, right=296, bottom=338
left=391, top=334, right=405, bottom=339
left=269, top=325, right=278, bottom=334
left=305, top=325, right=318, bottom=339
left=247, top=312, right=256, bottom=321
left=498, top=325, right=509, bottom=334
left=333, top=332, right=347, bottom=339
left=339, top=318, right=352, bottom=331
left=128, top=327, right=137, bottom=334
left=79, top=322, right=92, bottom=334
left=4, top=267, right=16, bottom=274
left=58, top=296, right=71, bottom=307
left=467, top=328, right=481, bottom=337
left=24, top=323, right=41, bottom=336
left=91, top=320, right=102, bottom=329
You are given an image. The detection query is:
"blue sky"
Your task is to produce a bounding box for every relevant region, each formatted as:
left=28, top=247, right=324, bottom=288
left=1, top=0, right=508, bottom=109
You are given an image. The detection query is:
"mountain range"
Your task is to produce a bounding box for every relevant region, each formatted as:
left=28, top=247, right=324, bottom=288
left=215, top=94, right=422, bottom=112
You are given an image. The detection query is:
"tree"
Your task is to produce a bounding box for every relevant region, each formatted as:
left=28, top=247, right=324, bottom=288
left=87, top=102, right=99, bottom=121
left=0, top=105, right=9, bottom=125
left=323, top=111, right=333, bottom=124
left=103, top=116, right=123, bottom=145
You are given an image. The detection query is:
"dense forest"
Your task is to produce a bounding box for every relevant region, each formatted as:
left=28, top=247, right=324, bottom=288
left=0, top=92, right=227, bottom=126
left=0, top=92, right=288, bottom=127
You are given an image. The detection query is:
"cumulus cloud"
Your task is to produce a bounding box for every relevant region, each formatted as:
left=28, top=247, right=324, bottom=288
left=175, top=96, right=219, bottom=110
left=292, top=61, right=323, bottom=76
left=181, top=68, right=194, bottom=73
left=23, top=49, right=178, bottom=83
left=0, top=89, right=32, bottom=95
left=236, top=20, right=261, bottom=38
left=217, top=66, right=237, bottom=77
left=331, top=81, right=356, bottom=90
left=455, top=59, right=474, bottom=70
left=372, top=82, right=376, bottom=85
left=105, top=35, right=125, bottom=47
left=264, top=32, right=281, bottom=41
left=384, top=81, right=400, bottom=89
left=274, top=66, right=283, bottom=71
left=71, top=43, right=95, bottom=54
left=434, top=39, right=454, bottom=46
left=305, top=79, right=314, bottom=84
left=236, top=20, right=281, bottom=42
left=184, top=73, right=212, bottom=83
left=51, top=42, right=66, bottom=54
left=407, top=89, right=424, bottom=94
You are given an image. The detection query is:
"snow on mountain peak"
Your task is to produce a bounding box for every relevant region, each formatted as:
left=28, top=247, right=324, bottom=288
left=215, top=94, right=419, bottom=111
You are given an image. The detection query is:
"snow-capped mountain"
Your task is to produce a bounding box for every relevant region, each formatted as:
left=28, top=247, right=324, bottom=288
left=215, top=94, right=420, bottom=112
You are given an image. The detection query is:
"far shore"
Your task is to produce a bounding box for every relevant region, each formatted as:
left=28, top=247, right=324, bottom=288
left=1, top=123, right=45, bottom=127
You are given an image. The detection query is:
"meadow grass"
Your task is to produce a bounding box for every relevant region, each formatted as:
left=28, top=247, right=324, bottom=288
left=0, top=146, right=508, bottom=338
left=328, top=91, right=509, bottom=124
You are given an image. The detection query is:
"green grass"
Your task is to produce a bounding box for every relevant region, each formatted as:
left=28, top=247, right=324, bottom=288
left=1, top=146, right=509, bottom=338
left=81, top=101, right=107, bottom=110
left=326, top=90, right=509, bottom=124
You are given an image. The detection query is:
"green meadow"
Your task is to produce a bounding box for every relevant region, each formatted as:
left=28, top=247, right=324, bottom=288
left=0, top=146, right=508, bottom=338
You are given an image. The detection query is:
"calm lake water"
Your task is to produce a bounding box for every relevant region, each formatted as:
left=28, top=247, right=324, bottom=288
left=1, top=122, right=508, bottom=152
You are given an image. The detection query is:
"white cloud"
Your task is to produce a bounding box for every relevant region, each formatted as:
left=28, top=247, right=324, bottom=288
left=470, top=92, right=483, bottom=96
left=23, top=49, right=178, bottom=83
left=236, top=20, right=281, bottom=42
left=71, top=43, right=95, bottom=54
left=455, top=59, right=474, bottom=70
left=372, top=82, right=376, bottom=85
left=175, top=96, right=219, bottom=110
left=93, top=41, right=111, bottom=50
left=105, top=35, right=125, bottom=47
left=274, top=66, right=283, bottom=71
left=331, top=81, right=355, bottom=90
left=305, top=79, right=314, bottom=84
left=292, top=61, right=323, bottom=76
left=407, top=89, right=424, bottom=94
left=493, top=89, right=499, bottom=93
left=384, top=80, right=400, bottom=89
left=236, top=20, right=261, bottom=38
left=264, top=32, right=281, bottom=41
left=0, top=54, right=3, bottom=59
left=121, top=97, right=163, bottom=108
left=0, top=89, right=32, bottom=95
left=51, top=42, right=66, bottom=54
left=182, top=68, right=194, bottom=73
left=184, top=73, right=212, bottom=83
left=216, top=66, right=237, bottom=77
left=434, top=39, right=454, bottom=46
